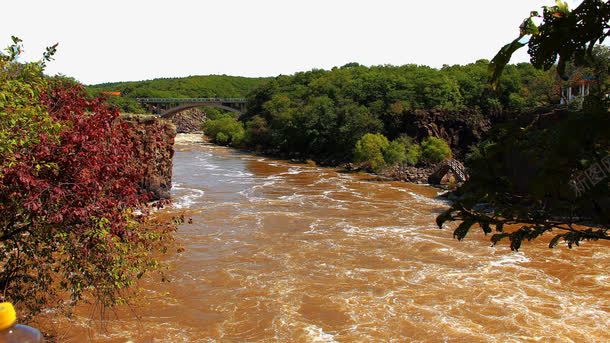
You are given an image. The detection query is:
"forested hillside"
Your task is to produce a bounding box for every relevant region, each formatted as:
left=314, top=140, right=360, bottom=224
left=214, top=60, right=558, bottom=162
left=87, top=75, right=271, bottom=112
left=245, top=60, right=556, bottom=121
left=92, top=60, right=562, bottom=166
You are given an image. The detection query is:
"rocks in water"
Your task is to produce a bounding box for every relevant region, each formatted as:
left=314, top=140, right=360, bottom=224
left=400, top=109, right=491, bottom=158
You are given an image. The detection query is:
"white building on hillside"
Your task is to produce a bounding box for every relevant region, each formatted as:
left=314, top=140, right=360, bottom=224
left=560, top=77, right=595, bottom=105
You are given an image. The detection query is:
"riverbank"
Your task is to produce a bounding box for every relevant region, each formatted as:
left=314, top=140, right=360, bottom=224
left=195, top=132, right=461, bottom=187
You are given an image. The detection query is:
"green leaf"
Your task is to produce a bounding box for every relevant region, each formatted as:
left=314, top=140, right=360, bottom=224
left=555, top=0, right=569, bottom=14
left=489, top=38, right=527, bottom=90
left=520, top=17, right=539, bottom=36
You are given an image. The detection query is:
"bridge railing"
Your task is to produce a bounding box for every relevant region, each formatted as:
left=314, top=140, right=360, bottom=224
left=135, top=98, right=247, bottom=103
left=446, top=159, right=468, bottom=182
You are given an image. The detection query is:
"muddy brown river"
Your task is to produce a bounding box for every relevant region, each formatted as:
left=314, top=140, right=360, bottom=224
left=58, top=135, right=609, bottom=342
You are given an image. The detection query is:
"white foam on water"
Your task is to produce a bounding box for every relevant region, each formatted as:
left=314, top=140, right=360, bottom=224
left=305, top=220, right=323, bottom=234
left=595, top=274, right=609, bottom=285
left=319, top=190, right=355, bottom=202
left=174, top=133, right=205, bottom=144
left=237, top=187, right=267, bottom=203
left=222, top=170, right=254, bottom=178
left=278, top=193, right=305, bottom=202
left=303, top=325, right=338, bottom=343
left=172, top=187, right=205, bottom=209
left=342, top=225, right=421, bottom=236
left=262, top=180, right=279, bottom=187
left=196, top=161, right=221, bottom=171
left=489, top=252, right=530, bottom=267
left=284, top=167, right=304, bottom=175
left=340, top=226, right=440, bottom=246
left=224, top=179, right=255, bottom=185
left=407, top=191, right=450, bottom=206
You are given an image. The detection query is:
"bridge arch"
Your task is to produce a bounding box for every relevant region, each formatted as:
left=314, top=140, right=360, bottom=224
left=135, top=98, right=247, bottom=119
left=159, top=103, right=242, bottom=119
left=428, top=159, right=468, bottom=185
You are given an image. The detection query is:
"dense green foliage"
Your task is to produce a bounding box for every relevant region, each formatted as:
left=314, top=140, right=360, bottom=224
left=395, top=136, right=422, bottom=166
left=420, top=137, right=452, bottom=163
left=354, top=133, right=391, bottom=172
left=203, top=114, right=245, bottom=146
left=0, top=39, right=175, bottom=317
left=104, top=95, right=147, bottom=114
left=351, top=133, right=445, bottom=172
left=87, top=75, right=271, bottom=113
left=439, top=0, right=610, bottom=249
left=383, top=140, right=407, bottom=166
left=240, top=61, right=557, bottom=162
left=0, top=37, right=60, bottom=171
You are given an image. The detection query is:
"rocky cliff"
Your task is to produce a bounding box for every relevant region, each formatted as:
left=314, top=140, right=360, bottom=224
left=121, top=115, right=176, bottom=200
left=399, top=109, right=492, bottom=158
left=171, top=108, right=206, bottom=133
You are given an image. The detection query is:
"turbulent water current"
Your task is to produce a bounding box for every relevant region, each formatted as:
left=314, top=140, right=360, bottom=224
left=61, top=134, right=609, bottom=342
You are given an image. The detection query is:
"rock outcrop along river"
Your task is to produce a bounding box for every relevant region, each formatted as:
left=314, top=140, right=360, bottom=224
left=63, top=134, right=609, bottom=342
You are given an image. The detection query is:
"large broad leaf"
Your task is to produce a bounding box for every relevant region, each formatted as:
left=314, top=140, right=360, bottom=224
left=489, top=14, right=541, bottom=90
left=489, top=37, right=527, bottom=90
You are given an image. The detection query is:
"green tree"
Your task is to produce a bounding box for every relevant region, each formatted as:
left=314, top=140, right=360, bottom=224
left=421, top=137, right=452, bottom=163
left=405, top=144, right=422, bottom=166
left=203, top=115, right=246, bottom=146
left=335, top=103, right=383, bottom=155
left=0, top=37, right=60, bottom=173
left=489, top=0, right=609, bottom=88
left=384, top=140, right=407, bottom=166
left=216, top=132, right=230, bottom=145
left=354, top=133, right=390, bottom=172
left=245, top=115, right=272, bottom=147
left=394, top=136, right=422, bottom=166
left=87, top=74, right=270, bottom=113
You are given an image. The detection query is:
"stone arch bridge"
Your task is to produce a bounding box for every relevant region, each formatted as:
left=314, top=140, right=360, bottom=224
left=136, top=98, right=247, bottom=118
left=428, top=159, right=468, bottom=185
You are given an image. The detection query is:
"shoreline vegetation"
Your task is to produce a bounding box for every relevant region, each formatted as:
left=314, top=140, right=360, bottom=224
left=176, top=132, right=441, bottom=187
left=0, top=39, right=181, bottom=333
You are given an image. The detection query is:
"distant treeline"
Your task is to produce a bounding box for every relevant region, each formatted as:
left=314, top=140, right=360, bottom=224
left=87, top=75, right=271, bottom=113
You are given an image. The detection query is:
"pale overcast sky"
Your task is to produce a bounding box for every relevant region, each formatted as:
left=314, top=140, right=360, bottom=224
left=2, top=0, right=583, bottom=85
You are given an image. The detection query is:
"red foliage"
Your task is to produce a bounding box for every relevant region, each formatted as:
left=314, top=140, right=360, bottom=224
left=0, top=82, right=151, bottom=239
